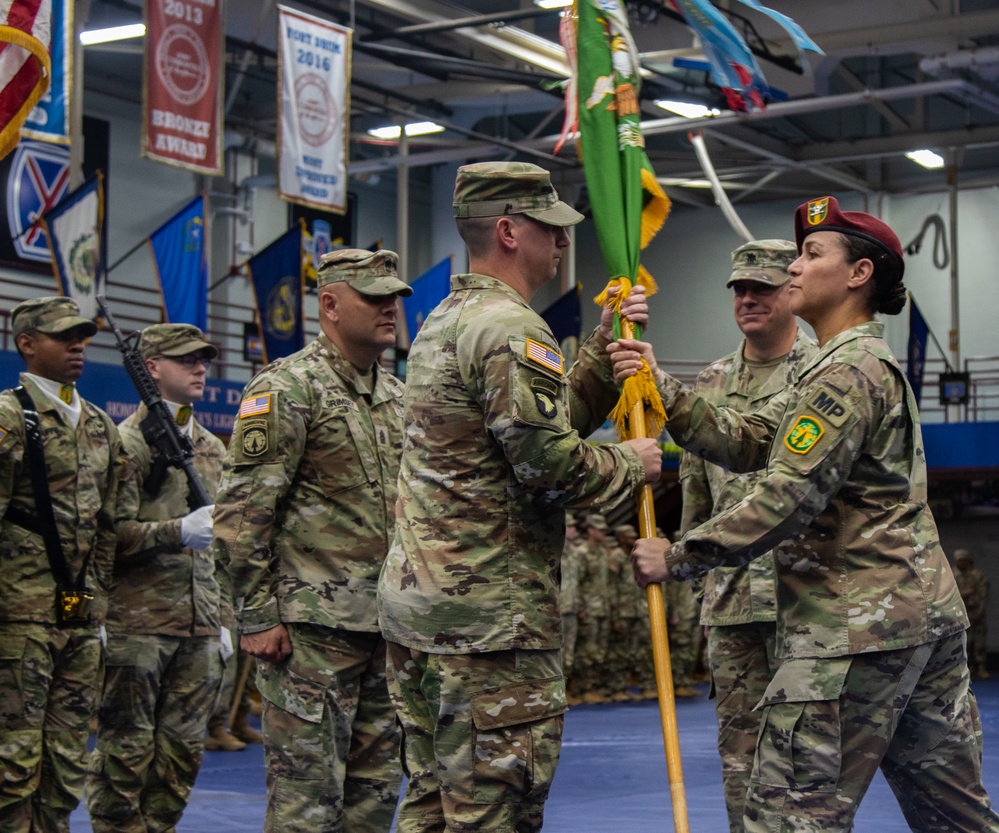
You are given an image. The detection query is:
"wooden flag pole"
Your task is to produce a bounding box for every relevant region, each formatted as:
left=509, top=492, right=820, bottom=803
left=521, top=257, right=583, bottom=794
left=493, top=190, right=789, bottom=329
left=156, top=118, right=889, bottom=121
left=620, top=317, right=690, bottom=833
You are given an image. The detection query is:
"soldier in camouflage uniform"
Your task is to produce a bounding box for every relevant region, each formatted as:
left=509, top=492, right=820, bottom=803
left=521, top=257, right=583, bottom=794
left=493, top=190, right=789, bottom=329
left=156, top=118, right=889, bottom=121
left=622, top=197, right=999, bottom=832
left=377, top=162, right=662, bottom=833
left=606, top=524, right=643, bottom=700
left=953, top=549, right=990, bottom=679
left=572, top=514, right=613, bottom=702
left=213, top=250, right=412, bottom=833
left=663, top=560, right=701, bottom=699
left=86, top=324, right=226, bottom=833
left=678, top=240, right=817, bottom=831
left=560, top=515, right=583, bottom=679
left=0, top=297, right=121, bottom=833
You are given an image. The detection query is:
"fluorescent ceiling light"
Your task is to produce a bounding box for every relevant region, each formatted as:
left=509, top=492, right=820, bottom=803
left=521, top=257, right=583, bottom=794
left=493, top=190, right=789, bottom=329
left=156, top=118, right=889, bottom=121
left=905, top=149, right=945, bottom=169
left=534, top=0, right=572, bottom=8
left=655, top=100, right=720, bottom=119
left=80, top=23, right=146, bottom=45
left=367, top=121, right=445, bottom=140
left=657, top=178, right=715, bottom=189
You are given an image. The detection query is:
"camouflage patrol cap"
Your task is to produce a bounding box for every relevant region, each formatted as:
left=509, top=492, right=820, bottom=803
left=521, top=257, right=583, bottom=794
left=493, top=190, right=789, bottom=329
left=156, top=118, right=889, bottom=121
left=452, top=162, right=584, bottom=227
left=953, top=548, right=972, bottom=562
left=585, top=514, right=608, bottom=531
left=317, top=248, right=413, bottom=297
left=614, top=524, right=638, bottom=537
left=12, top=296, right=97, bottom=339
left=140, top=323, right=219, bottom=361
left=726, top=239, right=797, bottom=287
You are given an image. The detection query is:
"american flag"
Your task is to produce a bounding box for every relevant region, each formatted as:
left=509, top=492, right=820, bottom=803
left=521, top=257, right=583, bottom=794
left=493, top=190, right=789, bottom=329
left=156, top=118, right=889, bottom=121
left=0, top=0, right=52, bottom=160
left=239, top=394, right=271, bottom=418
left=526, top=338, right=563, bottom=375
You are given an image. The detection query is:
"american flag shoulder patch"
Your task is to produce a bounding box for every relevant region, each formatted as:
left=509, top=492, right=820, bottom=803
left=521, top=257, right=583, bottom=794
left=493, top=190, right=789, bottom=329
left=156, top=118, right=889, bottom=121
left=525, top=339, right=563, bottom=376
left=239, top=394, right=272, bottom=418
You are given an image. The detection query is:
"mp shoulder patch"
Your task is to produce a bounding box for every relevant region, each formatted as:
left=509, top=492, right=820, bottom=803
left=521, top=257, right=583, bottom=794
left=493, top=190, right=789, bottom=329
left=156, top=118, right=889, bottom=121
left=784, top=414, right=824, bottom=454
left=807, top=386, right=850, bottom=427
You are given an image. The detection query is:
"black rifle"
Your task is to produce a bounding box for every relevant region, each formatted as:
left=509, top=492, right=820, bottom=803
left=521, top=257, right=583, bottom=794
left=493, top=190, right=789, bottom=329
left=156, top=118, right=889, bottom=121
left=97, top=295, right=212, bottom=510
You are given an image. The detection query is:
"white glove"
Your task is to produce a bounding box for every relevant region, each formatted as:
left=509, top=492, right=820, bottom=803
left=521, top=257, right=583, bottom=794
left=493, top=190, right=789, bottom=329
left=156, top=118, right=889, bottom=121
left=180, top=504, right=215, bottom=550
left=219, top=626, right=234, bottom=660
left=99, top=625, right=107, bottom=647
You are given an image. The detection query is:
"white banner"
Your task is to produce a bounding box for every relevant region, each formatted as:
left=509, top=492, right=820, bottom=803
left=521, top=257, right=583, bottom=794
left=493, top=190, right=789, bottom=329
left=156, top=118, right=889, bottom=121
left=277, top=6, right=351, bottom=214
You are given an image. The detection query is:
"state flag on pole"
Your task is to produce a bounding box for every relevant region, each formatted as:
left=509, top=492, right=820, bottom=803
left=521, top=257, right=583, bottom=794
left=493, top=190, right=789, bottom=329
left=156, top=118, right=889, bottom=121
left=246, top=222, right=306, bottom=364
left=0, top=0, right=52, bottom=159
left=149, top=194, right=208, bottom=330
left=40, top=171, right=105, bottom=322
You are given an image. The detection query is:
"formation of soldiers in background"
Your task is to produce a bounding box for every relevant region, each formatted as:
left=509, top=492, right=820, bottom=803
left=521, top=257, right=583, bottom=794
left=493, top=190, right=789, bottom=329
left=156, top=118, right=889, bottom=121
left=561, top=513, right=706, bottom=705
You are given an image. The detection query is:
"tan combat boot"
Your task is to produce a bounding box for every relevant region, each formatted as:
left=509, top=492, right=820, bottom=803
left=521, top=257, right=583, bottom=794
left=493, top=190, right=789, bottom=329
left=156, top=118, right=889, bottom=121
left=231, top=703, right=263, bottom=744
left=204, top=722, right=247, bottom=752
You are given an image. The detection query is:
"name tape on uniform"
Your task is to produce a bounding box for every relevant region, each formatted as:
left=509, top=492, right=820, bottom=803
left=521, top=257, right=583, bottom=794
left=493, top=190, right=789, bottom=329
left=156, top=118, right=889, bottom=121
left=526, top=339, right=563, bottom=376
left=239, top=394, right=271, bottom=418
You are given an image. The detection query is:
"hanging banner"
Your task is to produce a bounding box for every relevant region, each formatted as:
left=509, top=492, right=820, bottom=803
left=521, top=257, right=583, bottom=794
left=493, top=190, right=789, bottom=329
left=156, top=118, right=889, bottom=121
left=22, top=0, right=70, bottom=145
left=277, top=5, right=351, bottom=214
left=149, top=193, right=208, bottom=330
left=40, top=172, right=105, bottom=322
left=0, top=0, right=52, bottom=160
left=142, top=0, right=224, bottom=175
left=246, top=222, right=306, bottom=364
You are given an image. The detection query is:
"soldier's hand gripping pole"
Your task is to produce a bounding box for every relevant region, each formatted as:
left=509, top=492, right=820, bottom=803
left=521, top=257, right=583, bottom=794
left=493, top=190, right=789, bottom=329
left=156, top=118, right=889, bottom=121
left=619, top=316, right=690, bottom=833
left=97, top=296, right=212, bottom=510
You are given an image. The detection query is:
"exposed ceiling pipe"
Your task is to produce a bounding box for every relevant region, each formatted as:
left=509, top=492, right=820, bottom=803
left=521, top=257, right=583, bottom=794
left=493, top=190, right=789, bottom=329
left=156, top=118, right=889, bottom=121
left=920, top=45, right=999, bottom=75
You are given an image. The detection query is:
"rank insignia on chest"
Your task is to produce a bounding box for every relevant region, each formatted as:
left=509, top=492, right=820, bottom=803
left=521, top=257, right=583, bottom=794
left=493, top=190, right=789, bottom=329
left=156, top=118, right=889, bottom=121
left=239, top=394, right=271, bottom=418
left=784, top=415, right=824, bottom=454
left=240, top=419, right=269, bottom=457
left=526, top=338, right=563, bottom=375
left=531, top=376, right=559, bottom=419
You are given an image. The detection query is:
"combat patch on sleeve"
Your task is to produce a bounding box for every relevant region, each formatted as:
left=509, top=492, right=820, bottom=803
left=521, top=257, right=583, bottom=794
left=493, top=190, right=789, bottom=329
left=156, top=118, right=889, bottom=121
left=239, top=394, right=271, bottom=418
left=530, top=376, right=559, bottom=419
left=783, top=414, right=824, bottom=454
left=806, top=386, right=850, bottom=427
left=239, top=419, right=269, bottom=457
left=525, top=338, right=564, bottom=376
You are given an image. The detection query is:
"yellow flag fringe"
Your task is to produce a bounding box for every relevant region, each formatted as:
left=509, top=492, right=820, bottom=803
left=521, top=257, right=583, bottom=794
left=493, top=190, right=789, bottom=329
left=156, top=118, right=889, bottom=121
left=609, top=361, right=667, bottom=441
left=640, top=167, right=671, bottom=249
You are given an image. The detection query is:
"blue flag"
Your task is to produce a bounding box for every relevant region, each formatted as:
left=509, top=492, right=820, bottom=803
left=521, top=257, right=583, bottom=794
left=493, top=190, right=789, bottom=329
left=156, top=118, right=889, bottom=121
left=402, top=256, right=451, bottom=346
left=247, top=223, right=305, bottom=364
left=907, top=295, right=929, bottom=406
left=149, top=195, right=208, bottom=330
left=41, top=172, right=106, bottom=322
left=540, top=285, right=582, bottom=346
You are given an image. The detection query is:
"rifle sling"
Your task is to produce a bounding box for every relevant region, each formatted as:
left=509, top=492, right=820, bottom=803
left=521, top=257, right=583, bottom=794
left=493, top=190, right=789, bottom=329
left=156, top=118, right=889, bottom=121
left=12, top=386, right=92, bottom=591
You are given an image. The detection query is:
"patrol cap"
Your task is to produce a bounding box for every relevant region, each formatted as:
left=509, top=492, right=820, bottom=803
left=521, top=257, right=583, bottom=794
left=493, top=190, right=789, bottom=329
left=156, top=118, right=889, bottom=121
left=953, top=548, right=972, bottom=562
left=140, top=323, right=219, bottom=361
left=727, top=239, right=797, bottom=287
left=585, top=514, right=608, bottom=532
left=614, top=524, right=638, bottom=537
left=452, top=161, right=584, bottom=227
left=12, top=296, right=98, bottom=340
left=794, top=196, right=904, bottom=276
left=317, top=248, right=413, bottom=297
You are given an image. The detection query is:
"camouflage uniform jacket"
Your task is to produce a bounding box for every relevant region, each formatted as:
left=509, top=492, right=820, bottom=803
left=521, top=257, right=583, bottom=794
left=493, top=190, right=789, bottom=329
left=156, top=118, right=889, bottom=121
left=108, top=403, right=226, bottom=636
left=377, top=273, right=645, bottom=654
left=214, top=334, right=404, bottom=634
left=0, top=374, right=120, bottom=627
left=560, top=537, right=584, bottom=615
left=954, top=565, right=988, bottom=622
left=681, top=327, right=816, bottom=627
left=608, top=544, right=644, bottom=620
left=656, top=321, right=968, bottom=659
left=577, top=537, right=612, bottom=620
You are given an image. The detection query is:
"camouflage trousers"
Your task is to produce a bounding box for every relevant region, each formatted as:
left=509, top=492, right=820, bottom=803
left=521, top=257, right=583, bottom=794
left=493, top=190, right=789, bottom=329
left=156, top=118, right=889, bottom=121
left=745, top=631, right=999, bottom=833
left=560, top=613, right=578, bottom=677
left=706, top=621, right=779, bottom=833
left=86, top=633, right=224, bottom=833
left=256, top=624, right=402, bottom=833
left=385, top=643, right=567, bottom=833
left=0, top=623, right=102, bottom=833
left=569, top=615, right=607, bottom=695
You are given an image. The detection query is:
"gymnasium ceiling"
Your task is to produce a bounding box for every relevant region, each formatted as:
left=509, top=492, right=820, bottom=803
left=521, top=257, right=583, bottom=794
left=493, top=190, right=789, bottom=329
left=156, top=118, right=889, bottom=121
left=81, top=0, right=999, bottom=209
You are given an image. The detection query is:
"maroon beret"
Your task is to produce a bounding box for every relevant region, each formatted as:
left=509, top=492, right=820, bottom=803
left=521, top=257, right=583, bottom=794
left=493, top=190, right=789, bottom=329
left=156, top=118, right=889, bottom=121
left=794, top=196, right=904, bottom=277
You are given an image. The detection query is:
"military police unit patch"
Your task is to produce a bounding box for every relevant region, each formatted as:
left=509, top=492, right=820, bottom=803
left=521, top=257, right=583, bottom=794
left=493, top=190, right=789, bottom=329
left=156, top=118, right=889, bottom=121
left=240, top=419, right=269, bottom=457
left=525, top=338, right=563, bottom=376
left=176, top=405, right=192, bottom=427
left=808, top=387, right=850, bottom=427
left=58, top=385, right=73, bottom=404
left=530, top=376, right=559, bottom=419
left=784, top=414, right=824, bottom=454
left=807, top=197, right=829, bottom=226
